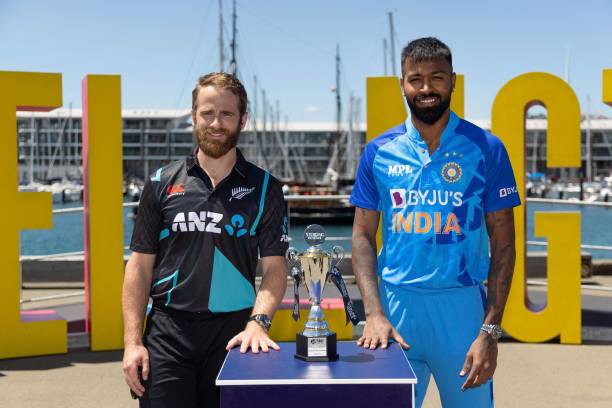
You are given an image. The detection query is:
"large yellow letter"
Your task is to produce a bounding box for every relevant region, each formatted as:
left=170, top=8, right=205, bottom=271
left=492, top=73, right=582, bottom=344
left=604, top=69, right=612, bottom=105
left=0, top=72, right=66, bottom=358
left=82, top=75, right=124, bottom=350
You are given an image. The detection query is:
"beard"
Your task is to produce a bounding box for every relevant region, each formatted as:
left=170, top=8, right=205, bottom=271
left=194, top=125, right=240, bottom=159
left=406, top=92, right=452, bottom=125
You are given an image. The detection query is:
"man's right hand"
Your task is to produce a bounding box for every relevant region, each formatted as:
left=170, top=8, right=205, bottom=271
left=122, top=344, right=149, bottom=397
left=357, top=312, right=409, bottom=350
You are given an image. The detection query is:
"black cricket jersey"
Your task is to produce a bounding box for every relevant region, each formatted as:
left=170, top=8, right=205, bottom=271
left=130, top=148, right=289, bottom=313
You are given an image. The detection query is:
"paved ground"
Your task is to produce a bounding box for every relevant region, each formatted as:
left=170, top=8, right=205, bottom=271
left=0, top=342, right=610, bottom=408
left=4, top=276, right=610, bottom=407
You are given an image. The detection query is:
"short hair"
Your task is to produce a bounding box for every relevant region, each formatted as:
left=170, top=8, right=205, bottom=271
left=401, top=37, right=453, bottom=75
left=191, top=72, right=248, bottom=117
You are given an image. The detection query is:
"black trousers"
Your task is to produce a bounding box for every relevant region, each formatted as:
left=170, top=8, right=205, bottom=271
left=139, top=307, right=250, bottom=408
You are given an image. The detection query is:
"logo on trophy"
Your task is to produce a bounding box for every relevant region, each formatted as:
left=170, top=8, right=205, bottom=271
left=286, top=224, right=359, bottom=362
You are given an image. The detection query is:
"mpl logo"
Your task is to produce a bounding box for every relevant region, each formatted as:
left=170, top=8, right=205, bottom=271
left=499, top=186, right=518, bottom=198
left=167, top=184, right=185, bottom=198
left=390, top=188, right=406, bottom=208
left=387, top=164, right=413, bottom=177
left=172, top=211, right=223, bottom=233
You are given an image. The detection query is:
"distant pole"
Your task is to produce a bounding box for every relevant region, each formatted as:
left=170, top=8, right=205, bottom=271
left=388, top=12, right=396, bottom=76
left=383, top=38, right=388, bottom=76
left=564, top=48, right=571, bottom=84
left=229, top=0, right=237, bottom=76
left=218, top=0, right=225, bottom=72
left=335, top=44, right=342, bottom=142
left=586, top=94, right=592, bottom=182
left=253, top=75, right=258, bottom=124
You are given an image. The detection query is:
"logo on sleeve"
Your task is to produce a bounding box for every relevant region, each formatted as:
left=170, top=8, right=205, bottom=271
left=280, top=216, right=289, bottom=242
left=499, top=186, right=518, bottom=197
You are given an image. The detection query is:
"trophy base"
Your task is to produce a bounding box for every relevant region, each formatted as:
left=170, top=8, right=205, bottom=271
left=295, top=332, right=338, bottom=362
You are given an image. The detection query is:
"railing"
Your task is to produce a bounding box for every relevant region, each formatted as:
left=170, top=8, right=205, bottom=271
left=18, top=196, right=612, bottom=303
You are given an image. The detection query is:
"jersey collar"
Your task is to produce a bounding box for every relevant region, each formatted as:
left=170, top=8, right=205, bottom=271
left=186, top=147, right=248, bottom=179
left=404, top=110, right=460, bottom=148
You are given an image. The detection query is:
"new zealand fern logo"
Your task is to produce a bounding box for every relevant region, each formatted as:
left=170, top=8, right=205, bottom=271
left=230, top=186, right=255, bottom=201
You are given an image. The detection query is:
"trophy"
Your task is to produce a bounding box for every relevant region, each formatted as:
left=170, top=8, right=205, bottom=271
left=286, top=224, right=359, bottom=362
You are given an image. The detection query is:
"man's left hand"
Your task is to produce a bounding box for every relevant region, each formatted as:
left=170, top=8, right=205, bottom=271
left=226, top=321, right=280, bottom=354
left=459, top=332, right=498, bottom=390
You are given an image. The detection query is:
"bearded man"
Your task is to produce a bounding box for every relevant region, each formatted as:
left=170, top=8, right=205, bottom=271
left=351, top=37, right=520, bottom=407
left=122, top=72, right=289, bottom=408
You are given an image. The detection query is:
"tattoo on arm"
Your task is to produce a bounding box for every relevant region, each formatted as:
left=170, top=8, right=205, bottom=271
left=352, top=208, right=383, bottom=317
left=484, top=208, right=516, bottom=325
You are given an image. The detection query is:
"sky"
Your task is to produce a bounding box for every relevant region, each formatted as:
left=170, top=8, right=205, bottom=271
left=1, top=0, right=611, bottom=123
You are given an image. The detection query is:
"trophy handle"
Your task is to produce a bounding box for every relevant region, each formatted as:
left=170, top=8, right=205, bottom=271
left=286, top=247, right=299, bottom=263
left=331, top=245, right=344, bottom=267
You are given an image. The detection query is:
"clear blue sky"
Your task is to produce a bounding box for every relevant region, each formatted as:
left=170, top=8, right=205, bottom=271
left=1, top=0, right=611, bottom=122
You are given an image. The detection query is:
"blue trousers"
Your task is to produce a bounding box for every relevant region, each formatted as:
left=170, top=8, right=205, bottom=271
left=379, top=281, right=494, bottom=408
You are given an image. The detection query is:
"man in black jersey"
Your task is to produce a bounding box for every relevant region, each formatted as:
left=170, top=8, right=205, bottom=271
left=122, top=72, right=289, bottom=407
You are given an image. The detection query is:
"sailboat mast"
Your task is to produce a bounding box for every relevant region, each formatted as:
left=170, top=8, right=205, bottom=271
left=218, top=0, right=225, bottom=72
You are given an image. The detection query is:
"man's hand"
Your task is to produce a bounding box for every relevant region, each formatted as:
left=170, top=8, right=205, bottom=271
left=122, top=344, right=149, bottom=398
left=226, top=321, right=280, bottom=353
left=460, top=333, right=498, bottom=390
left=357, top=312, right=409, bottom=350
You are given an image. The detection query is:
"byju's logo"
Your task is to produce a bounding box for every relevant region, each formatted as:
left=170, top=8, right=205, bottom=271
left=499, top=186, right=518, bottom=198
left=387, top=164, right=413, bottom=177
left=172, top=211, right=223, bottom=233
left=230, top=186, right=255, bottom=201
left=390, top=188, right=407, bottom=208
left=224, top=214, right=248, bottom=237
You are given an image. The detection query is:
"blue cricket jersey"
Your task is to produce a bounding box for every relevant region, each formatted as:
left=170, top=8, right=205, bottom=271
left=350, top=112, right=521, bottom=290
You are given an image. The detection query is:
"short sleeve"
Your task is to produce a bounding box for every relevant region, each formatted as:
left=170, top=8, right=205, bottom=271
left=350, top=141, right=380, bottom=210
left=483, top=135, right=522, bottom=213
left=257, top=181, right=289, bottom=257
left=129, top=179, right=163, bottom=254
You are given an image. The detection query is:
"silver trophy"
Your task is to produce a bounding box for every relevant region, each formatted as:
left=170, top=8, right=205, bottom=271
left=286, top=224, right=359, bottom=362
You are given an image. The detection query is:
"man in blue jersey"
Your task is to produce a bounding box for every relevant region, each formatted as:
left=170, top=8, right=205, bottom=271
left=350, top=37, right=520, bottom=407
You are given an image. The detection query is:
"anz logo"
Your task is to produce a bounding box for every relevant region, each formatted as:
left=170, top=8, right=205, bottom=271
left=172, top=211, right=223, bottom=233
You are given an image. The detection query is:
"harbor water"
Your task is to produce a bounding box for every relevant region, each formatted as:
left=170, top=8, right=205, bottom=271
left=19, top=202, right=612, bottom=260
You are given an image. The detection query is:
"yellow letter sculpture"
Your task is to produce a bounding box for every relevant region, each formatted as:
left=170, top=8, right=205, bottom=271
left=604, top=69, right=612, bottom=105
left=82, top=75, right=125, bottom=350
left=0, top=71, right=67, bottom=358
left=492, top=73, right=582, bottom=344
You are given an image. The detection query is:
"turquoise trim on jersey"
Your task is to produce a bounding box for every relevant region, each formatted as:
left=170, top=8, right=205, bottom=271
left=150, top=168, right=162, bottom=182
left=350, top=112, right=521, bottom=290
left=152, top=269, right=179, bottom=306
left=208, top=247, right=256, bottom=312
left=158, top=228, right=170, bottom=241
left=249, top=170, right=270, bottom=236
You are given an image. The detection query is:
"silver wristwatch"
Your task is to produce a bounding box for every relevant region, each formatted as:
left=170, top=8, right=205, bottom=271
left=480, top=324, right=503, bottom=340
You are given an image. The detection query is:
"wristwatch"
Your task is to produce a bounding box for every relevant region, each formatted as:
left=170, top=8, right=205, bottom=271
left=480, top=324, right=503, bottom=340
left=248, top=314, right=272, bottom=331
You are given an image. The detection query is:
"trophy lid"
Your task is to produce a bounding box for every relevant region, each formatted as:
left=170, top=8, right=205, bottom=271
left=304, top=224, right=325, bottom=246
